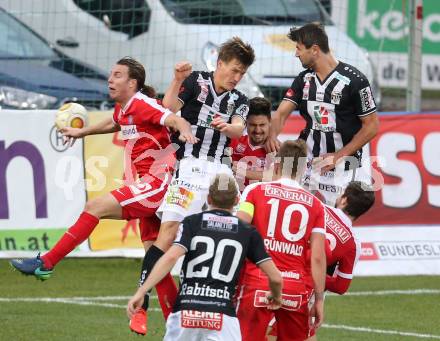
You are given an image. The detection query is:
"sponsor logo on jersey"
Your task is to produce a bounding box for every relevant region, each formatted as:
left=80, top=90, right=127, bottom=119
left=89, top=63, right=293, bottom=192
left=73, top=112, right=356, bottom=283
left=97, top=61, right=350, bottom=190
left=286, top=88, right=294, bottom=97
left=335, top=73, right=351, bottom=85
left=359, top=86, right=375, bottom=113
left=171, top=179, right=203, bottom=191
left=331, top=91, right=342, bottom=105
left=235, top=143, right=246, bottom=154
left=180, top=282, right=231, bottom=300
left=226, top=93, right=239, bottom=115
left=202, top=213, right=238, bottom=233
left=319, top=183, right=344, bottom=194
left=264, top=186, right=313, bottom=206
left=197, top=86, right=209, bottom=103
left=325, top=210, right=351, bottom=243
left=166, top=186, right=194, bottom=209
left=313, top=105, right=329, bottom=125
left=254, top=290, right=302, bottom=311
left=181, top=310, right=223, bottom=331
left=197, top=110, right=223, bottom=129
left=308, top=101, right=336, bottom=132
left=316, top=90, right=325, bottom=102
left=281, top=271, right=300, bottom=279
left=121, top=124, right=139, bottom=140
left=236, top=103, right=249, bottom=117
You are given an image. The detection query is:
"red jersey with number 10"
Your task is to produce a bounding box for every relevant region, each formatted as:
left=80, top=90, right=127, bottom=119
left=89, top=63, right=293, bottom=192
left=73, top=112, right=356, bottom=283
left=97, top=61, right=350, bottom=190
left=112, top=91, right=174, bottom=178
left=239, top=178, right=325, bottom=290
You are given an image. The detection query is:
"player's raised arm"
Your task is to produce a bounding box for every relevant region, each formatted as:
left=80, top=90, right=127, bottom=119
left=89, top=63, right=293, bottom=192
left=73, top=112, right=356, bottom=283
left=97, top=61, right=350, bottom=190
left=211, top=115, right=246, bottom=139
left=163, top=114, right=199, bottom=144
left=266, top=97, right=297, bottom=153
left=60, top=116, right=119, bottom=146
left=162, top=61, right=192, bottom=113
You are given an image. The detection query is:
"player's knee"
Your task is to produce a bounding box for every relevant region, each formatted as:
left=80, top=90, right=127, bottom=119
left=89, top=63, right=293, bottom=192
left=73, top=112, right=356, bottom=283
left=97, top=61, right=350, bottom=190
left=84, top=197, right=106, bottom=218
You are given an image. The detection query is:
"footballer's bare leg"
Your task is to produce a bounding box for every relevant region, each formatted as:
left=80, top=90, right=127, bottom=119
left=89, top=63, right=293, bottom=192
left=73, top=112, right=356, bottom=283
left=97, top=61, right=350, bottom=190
left=84, top=193, right=123, bottom=219
left=10, top=193, right=123, bottom=279
left=154, top=221, right=180, bottom=251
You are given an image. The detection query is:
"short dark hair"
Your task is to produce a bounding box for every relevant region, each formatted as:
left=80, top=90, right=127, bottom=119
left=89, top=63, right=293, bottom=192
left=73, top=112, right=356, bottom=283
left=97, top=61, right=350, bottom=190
left=342, top=181, right=375, bottom=219
left=247, top=97, right=271, bottom=120
left=276, top=140, right=307, bottom=178
left=209, top=174, right=238, bottom=209
left=117, top=56, right=156, bottom=97
left=288, top=23, right=330, bottom=53
left=218, top=37, right=255, bottom=67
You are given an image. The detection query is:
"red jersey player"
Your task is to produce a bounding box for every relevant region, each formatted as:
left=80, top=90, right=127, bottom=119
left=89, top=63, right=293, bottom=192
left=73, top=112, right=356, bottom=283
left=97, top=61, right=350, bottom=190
left=268, top=181, right=375, bottom=340
left=236, top=140, right=327, bottom=341
left=230, top=97, right=272, bottom=190
left=324, top=182, right=375, bottom=294
left=10, top=57, right=198, bottom=324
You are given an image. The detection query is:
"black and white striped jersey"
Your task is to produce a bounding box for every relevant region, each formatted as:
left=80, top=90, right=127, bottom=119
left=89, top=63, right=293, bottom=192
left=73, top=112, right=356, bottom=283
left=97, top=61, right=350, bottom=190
left=172, top=71, right=249, bottom=162
left=283, top=61, right=377, bottom=165
left=172, top=209, right=270, bottom=316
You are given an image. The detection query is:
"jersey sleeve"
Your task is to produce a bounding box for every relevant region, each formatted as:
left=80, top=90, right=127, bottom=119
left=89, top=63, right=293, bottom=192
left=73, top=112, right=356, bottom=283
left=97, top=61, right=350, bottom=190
left=112, top=104, right=121, bottom=124
left=283, top=74, right=304, bottom=105
left=231, top=96, right=250, bottom=122
left=178, top=71, right=198, bottom=105
left=326, top=239, right=360, bottom=294
left=311, top=200, right=326, bottom=235
left=247, top=228, right=271, bottom=265
left=238, top=182, right=260, bottom=218
left=351, top=77, right=377, bottom=117
left=172, top=217, right=193, bottom=252
left=141, top=98, right=173, bottom=126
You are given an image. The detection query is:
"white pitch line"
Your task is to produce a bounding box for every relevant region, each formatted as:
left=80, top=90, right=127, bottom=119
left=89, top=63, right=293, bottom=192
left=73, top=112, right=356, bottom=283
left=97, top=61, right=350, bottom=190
left=323, top=324, right=440, bottom=339
left=330, top=289, right=440, bottom=297
left=0, top=297, right=162, bottom=311
left=1, top=296, right=440, bottom=338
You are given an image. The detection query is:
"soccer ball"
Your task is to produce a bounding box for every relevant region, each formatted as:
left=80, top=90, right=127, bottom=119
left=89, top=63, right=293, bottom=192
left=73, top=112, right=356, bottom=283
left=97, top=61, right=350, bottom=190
left=55, top=103, right=88, bottom=129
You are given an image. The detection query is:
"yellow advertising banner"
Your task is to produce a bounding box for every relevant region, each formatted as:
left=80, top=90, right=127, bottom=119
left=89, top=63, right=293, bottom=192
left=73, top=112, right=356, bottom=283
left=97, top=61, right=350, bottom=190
left=84, top=111, right=143, bottom=251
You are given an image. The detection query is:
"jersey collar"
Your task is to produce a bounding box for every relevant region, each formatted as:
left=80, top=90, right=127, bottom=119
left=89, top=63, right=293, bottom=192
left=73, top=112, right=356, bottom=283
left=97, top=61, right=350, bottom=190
left=276, top=177, right=302, bottom=188
left=121, top=91, right=140, bottom=114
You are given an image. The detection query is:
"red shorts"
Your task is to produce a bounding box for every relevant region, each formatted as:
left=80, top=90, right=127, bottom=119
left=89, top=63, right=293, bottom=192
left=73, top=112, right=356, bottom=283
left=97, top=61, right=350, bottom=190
left=236, top=285, right=314, bottom=341
left=268, top=319, right=316, bottom=338
left=137, top=215, right=160, bottom=241
left=111, top=176, right=167, bottom=242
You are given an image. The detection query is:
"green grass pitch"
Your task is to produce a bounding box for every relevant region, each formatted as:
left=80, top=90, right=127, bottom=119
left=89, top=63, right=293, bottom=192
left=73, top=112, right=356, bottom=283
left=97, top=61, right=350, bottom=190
left=1, top=259, right=439, bottom=341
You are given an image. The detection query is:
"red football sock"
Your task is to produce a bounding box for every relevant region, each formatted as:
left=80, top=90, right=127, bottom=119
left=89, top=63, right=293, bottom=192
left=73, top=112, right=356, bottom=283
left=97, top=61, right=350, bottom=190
left=155, top=273, right=178, bottom=320
left=42, top=212, right=99, bottom=269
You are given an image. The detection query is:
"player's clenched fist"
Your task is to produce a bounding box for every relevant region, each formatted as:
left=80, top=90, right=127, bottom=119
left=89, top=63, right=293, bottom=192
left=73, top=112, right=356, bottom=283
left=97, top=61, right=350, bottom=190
left=174, top=61, right=192, bottom=82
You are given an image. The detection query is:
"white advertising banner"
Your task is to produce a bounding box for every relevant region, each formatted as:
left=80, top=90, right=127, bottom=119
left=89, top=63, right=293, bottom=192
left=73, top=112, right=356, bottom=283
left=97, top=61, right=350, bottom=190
left=0, top=110, right=86, bottom=229
left=354, top=226, right=440, bottom=275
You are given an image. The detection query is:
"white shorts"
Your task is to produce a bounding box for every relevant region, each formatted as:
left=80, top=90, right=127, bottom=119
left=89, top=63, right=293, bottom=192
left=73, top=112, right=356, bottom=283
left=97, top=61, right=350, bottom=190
left=164, top=310, right=241, bottom=341
left=303, top=158, right=367, bottom=206
left=157, top=157, right=233, bottom=223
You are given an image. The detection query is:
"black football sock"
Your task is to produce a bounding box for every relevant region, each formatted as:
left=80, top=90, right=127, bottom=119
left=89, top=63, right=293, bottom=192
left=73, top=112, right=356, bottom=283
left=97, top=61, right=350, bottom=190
left=139, top=245, right=165, bottom=311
